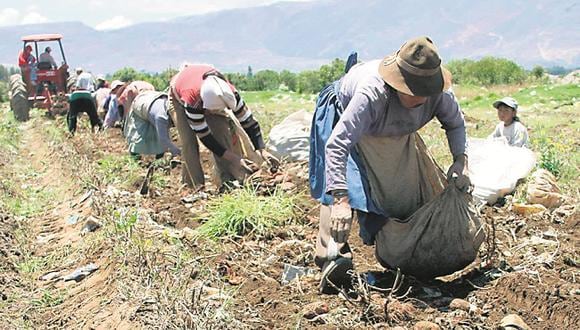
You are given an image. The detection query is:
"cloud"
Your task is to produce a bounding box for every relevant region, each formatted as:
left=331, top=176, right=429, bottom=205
left=0, top=8, right=20, bottom=26
left=21, top=12, right=49, bottom=25
left=95, top=16, right=133, bottom=30
left=0, top=7, right=49, bottom=26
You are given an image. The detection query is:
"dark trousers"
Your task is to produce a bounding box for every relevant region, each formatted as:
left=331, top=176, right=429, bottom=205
left=68, top=98, right=103, bottom=134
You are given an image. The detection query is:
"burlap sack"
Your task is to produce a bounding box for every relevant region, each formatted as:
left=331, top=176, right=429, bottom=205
left=375, top=184, right=485, bottom=279
left=526, top=169, right=564, bottom=209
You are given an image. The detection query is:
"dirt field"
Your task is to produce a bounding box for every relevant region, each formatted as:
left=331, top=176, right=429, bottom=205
left=0, top=106, right=578, bottom=329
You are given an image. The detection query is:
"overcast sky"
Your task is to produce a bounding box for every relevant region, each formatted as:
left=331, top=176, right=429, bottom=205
left=0, top=0, right=315, bottom=30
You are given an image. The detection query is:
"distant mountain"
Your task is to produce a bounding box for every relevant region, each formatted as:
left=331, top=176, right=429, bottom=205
left=1, top=0, right=578, bottom=74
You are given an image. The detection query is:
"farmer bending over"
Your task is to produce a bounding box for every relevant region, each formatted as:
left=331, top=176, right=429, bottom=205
left=124, top=91, right=181, bottom=160
left=169, top=64, right=279, bottom=187
left=67, top=72, right=103, bottom=134
left=309, top=37, right=470, bottom=293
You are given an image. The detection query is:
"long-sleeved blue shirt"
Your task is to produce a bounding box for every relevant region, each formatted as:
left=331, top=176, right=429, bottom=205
left=325, top=60, right=467, bottom=193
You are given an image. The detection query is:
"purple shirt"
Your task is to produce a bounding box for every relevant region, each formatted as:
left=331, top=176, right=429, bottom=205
left=325, top=60, right=467, bottom=193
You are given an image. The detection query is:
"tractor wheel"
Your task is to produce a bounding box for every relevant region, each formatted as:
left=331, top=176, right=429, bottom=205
left=9, top=74, right=30, bottom=122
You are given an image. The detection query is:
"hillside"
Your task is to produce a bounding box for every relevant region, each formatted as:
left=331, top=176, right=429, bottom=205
left=1, top=0, right=578, bottom=74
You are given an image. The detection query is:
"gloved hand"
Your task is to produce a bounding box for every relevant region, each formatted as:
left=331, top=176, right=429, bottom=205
left=447, top=154, right=471, bottom=192
left=222, top=150, right=258, bottom=178
left=258, top=149, right=280, bottom=172
left=330, top=197, right=353, bottom=243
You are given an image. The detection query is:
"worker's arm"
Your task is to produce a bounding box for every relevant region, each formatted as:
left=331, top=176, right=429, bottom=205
left=184, top=106, right=227, bottom=156
left=232, top=92, right=265, bottom=151
left=434, top=91, right=470, bottom=190
left=103, top=96, right=119, bottom=128
left=325, top=91, right=375, bottom=195
left=434, top=91, right=467, bottom=159
left=151, top=101, right=180, bottom=156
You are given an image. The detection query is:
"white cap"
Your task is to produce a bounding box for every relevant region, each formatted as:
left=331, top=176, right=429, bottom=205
left=200, top=76, right=236, bottom=110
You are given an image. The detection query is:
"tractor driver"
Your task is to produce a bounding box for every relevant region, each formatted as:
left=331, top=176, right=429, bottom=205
left=39, top=47, right=58, bottom=69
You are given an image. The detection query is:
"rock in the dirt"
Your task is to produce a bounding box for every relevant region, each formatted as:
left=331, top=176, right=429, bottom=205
left=181, top=192, right=209, bottom=204
left=449, top=298, right=471, bottom=311
left=281, top=263, right=316, bottom=285
left=62, top=263, right=99, bottom=282
left=181, top=227, right=196, bottom=241
left=66, top=214, right=81, bottom=225
left=81, top=218, right=101, bottom=234
left=302, top=301, right=329, bottom=319
left=39, top=271, right=60, bottom=281
left=413, top=321, right=440, bottom=330
left=385, top=299, right=416, bottom=322
left=500, top=314, right=531, bottom=330
left=280, top=182, right=296, bottom=191
left=512, top=203, right=547, bottom=216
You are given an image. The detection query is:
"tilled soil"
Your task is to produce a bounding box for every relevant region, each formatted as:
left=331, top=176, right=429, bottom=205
left=0, top=115, right=578, bottom=329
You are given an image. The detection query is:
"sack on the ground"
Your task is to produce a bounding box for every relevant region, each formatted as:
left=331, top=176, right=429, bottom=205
left=268, top=110, right=313, bottom=162
left=468, top=138, right=536, bottom=205
left=375, top=184, right=485, bottom=279
left=526, top=169, right=564, bottom=208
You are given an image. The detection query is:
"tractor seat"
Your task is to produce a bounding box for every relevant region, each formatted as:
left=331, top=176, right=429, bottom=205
left=37, top=62, right=53, bottom=70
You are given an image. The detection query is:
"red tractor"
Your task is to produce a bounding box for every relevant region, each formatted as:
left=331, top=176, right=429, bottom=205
left=10, top=33, right=71, bottom=121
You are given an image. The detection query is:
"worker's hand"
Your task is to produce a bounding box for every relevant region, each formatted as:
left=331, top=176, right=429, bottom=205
left=447, top=154, right=471, bottom=192
left=258, top=149, right=280, bottom=172
left=330, top=197, right=353, bottom=244
left=222, top=150, right=259, bottom=177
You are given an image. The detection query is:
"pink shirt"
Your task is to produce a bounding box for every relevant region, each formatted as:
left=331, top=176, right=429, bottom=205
left=118, top=81, right=155, bottom=108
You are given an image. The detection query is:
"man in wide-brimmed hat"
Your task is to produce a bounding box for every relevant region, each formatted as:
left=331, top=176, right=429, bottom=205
left=309, top=36, right=470, bottom=294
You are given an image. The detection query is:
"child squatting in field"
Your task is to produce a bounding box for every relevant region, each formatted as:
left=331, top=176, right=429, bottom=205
left=488, top=96, right=529, bottom=148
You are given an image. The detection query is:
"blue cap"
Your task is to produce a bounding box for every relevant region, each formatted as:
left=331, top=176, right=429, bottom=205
left=493, top=97, right=518, bottom=110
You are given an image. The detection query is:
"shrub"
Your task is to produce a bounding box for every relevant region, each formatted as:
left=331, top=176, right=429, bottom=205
left=447, top=57, right=527, bottom=85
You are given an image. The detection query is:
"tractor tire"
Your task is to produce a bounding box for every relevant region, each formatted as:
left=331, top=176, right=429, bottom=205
left=9, top=74, right=25, bottom=87
left=9, top=74, right=30, bottom=122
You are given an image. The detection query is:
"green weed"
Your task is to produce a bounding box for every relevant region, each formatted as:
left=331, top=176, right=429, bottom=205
left=96, top=154, right=142, bottom=188
left=0, top=111, right=20, bottom=150
left=16, top=255, right=47, bottom=274
left=196, top=187, right=301, bottom=239
left=113, top=209, right=139, bottom=237
left=31, top=290, right=65, bottom=308
left=531, top=132, right=578, bottom=184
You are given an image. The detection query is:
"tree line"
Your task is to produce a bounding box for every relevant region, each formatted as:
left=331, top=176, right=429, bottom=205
left=105, top=58, right=575, bottom=93
left=0, top=58, right=577, bottom=102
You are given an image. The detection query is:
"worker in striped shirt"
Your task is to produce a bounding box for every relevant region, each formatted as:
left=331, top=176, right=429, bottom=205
left=169, top=64, right=279, bottom=187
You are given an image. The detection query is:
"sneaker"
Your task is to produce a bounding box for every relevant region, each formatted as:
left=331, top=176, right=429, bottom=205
left=319, top=257, right=354, bottom=294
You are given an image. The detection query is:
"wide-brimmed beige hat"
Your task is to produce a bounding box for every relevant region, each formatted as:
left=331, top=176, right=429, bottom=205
left=110, top=80, right=124, bottom=91
left=379, top=36, right=452, bottom=96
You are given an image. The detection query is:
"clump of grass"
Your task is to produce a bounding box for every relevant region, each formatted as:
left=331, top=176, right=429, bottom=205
left=197, top=187, right=301, bottom=239
left=31, top=289, right=65, bottom=308
left=0, top=109, right=20, bottom=152
left=96, top=154, right=142, bottom=187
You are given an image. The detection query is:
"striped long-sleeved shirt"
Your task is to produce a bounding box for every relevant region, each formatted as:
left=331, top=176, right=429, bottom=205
left=171, top=65, right=265, bottom=156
